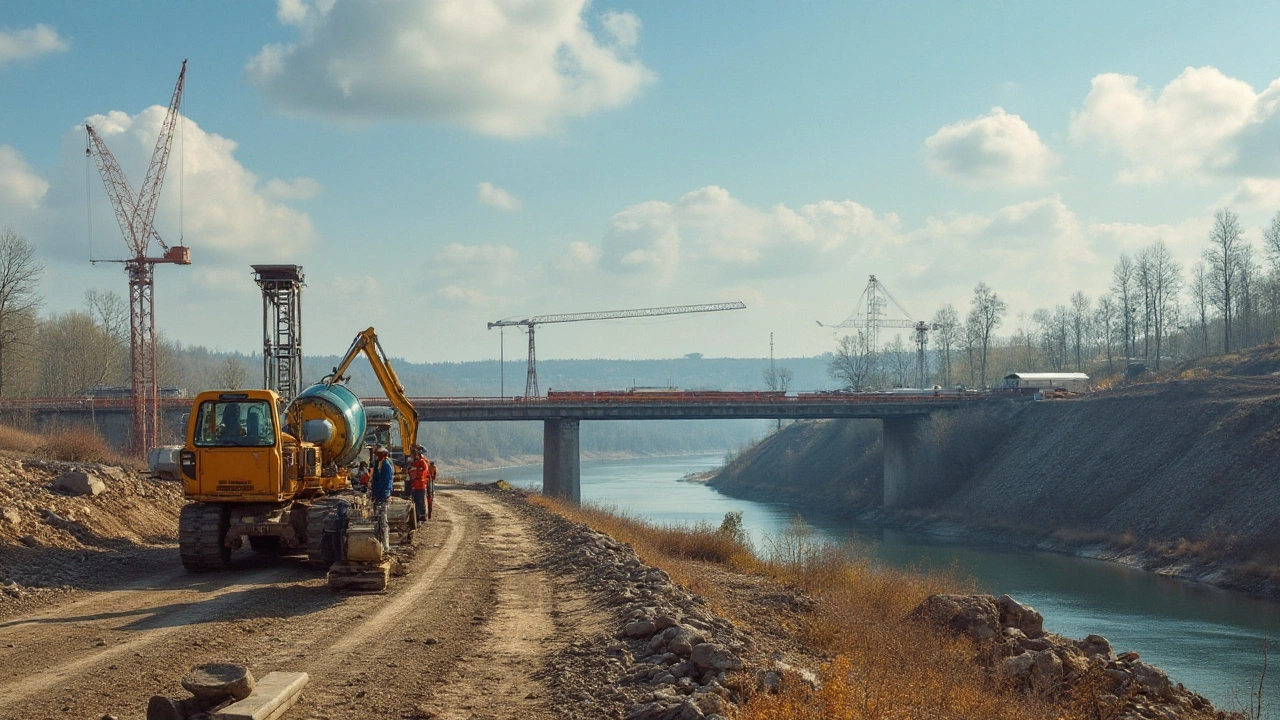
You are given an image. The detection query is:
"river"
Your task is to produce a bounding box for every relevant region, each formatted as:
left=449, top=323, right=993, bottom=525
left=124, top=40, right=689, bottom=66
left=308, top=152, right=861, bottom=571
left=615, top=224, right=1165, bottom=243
left=459, top=453, right=1280, bottom=710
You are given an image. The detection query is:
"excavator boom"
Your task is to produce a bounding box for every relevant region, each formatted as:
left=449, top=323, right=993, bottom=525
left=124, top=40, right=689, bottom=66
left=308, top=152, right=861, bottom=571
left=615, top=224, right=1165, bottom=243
left=325, top=327, right=418, bottom=453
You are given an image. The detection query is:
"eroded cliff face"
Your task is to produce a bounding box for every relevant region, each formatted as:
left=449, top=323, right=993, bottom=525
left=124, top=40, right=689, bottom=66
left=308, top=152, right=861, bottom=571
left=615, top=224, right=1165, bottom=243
left=711, top=376, right=1280, bottom=595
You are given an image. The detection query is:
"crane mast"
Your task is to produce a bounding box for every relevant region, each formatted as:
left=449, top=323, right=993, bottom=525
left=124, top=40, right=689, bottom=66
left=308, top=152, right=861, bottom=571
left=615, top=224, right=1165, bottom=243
left=85, top=60, right=192, bottom=455
left=488, top=301, right=747, bottom=397
left=819, top=275, right=938, bottom=388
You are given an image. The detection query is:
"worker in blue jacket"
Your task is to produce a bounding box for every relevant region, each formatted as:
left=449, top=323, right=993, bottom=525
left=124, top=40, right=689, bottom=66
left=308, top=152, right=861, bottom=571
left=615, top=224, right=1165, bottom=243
left=371, top=446, right=395, bottom=551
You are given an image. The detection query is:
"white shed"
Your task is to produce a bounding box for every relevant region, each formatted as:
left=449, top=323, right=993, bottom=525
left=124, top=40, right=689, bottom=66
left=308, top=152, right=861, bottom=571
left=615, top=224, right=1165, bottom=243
left=1002, top=372, right=1090, bottom=392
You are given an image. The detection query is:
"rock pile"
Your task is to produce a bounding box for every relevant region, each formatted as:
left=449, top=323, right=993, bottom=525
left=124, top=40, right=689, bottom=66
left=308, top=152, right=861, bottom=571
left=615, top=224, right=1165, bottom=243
left=0, top=456, right=183, bottom=614
left=507, top=490, right=755, bottom=720
left=911, top=593, right=1233, bottom=720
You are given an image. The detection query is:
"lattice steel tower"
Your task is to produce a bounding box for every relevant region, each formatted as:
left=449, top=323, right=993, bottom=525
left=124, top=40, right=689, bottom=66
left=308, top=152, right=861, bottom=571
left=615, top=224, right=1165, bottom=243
left=252, top=265, right=305, bottom=404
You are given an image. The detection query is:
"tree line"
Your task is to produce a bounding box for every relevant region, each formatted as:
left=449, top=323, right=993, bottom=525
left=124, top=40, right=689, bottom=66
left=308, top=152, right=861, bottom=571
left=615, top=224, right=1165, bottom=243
left=828, top=207, right=1279, bottom=389
left=0, top=229, right=256, bottom=398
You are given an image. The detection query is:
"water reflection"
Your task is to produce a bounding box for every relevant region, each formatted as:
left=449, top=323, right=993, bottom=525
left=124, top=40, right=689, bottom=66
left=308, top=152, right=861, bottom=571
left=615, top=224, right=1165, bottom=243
left=459, top=453, right=1277, bottom=709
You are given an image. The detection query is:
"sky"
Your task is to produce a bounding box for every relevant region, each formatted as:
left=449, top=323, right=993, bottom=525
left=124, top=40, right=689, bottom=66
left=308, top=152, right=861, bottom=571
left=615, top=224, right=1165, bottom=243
left=4, top=1, right=1280, bottom=364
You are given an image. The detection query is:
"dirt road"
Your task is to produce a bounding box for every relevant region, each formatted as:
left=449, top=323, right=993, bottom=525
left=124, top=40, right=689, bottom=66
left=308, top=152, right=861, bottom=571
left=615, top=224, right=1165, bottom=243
left=0, top=485, right=600, bottom=720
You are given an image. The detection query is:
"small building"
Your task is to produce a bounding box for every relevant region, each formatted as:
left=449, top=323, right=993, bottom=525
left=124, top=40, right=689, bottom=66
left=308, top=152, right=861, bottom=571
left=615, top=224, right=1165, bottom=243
left=1002, top=372, right=1090, bottom=393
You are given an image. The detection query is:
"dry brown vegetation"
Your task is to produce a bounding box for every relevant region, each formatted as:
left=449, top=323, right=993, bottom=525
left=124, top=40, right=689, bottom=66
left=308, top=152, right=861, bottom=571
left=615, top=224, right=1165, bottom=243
left=0, top=423, right=43, bottom=453
left=0, top=421, right=142, bottom=468
left=530, top=496, right=1067, bottom=720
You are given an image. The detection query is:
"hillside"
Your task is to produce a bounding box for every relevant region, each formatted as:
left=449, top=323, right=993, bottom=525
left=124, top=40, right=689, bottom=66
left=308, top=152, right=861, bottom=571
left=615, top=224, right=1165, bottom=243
left=711, top=347, right=1280, bottom=595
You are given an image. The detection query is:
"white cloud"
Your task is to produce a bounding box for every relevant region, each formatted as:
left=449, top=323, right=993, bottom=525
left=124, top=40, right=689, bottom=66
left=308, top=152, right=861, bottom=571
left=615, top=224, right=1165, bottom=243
left=0, top=24, right=68, bottom=66
left=276, top=0, right=335, bottom=27
left=74, top=107, right=316, bottom=262
left=923, top=107, right=1058, bottom=188
left=556, top=240, right=600, bottom=272
left=476, top=181, right=521, bottom=210
left=434, top=284, right=487, bottom=306
left=1225, top=177, right=1280, bottom=209
left=0, top=145, right=49, bottom=212
left=248, top=0, right=655, bottom=137
left=264, top=176, right=321, bottom=200
left=599, top=185, right=900, bottom=280
left=1070, top=66, right=1280, bottom=183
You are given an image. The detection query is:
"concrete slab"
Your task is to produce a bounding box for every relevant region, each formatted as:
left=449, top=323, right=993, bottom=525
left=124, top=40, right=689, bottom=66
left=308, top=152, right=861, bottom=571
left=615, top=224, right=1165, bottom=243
left=212, top=671, right=309, bottom=720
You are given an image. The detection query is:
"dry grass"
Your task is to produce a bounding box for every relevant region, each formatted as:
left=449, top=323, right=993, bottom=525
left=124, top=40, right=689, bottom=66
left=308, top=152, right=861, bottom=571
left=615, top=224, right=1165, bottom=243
left=0, top=423, right=43, bottom=453
left=526, top=496, right=755, bottom=603
left=32, top=425, right=140, bottom=468
left=531, top=496, right=1064, bottom=720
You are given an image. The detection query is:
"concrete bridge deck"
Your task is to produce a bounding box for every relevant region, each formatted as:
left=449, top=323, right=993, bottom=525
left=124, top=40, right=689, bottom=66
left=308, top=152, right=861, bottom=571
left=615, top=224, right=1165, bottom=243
left=0, top=392, right=997, bottom=508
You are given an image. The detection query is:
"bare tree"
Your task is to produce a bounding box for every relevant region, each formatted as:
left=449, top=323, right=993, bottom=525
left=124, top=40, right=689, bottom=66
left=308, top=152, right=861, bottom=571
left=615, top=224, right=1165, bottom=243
left=1206, top=207, right=1245, bottom=352
left=212, top=355, right=249, bottom=390
left=931, top=304, right=960, bottom=386
left=1237, top=244, right=1259, bottom=348
left=1033, top=308, right=1055, bottom=370
left=828, top=331, right=875, bottom=390
left=1148, top=240, right=1182, bottom=369
left=763, top=364, right=794, bottom=392
left=1262, top=211, right=1280, bottom=340
left=1069, top=291, right=1092, bottom=371
left=967, top=282, right=1007, bottom=388
left=1263, top=210, right=1280, bottom=273
left=84, top=289, right=128, bottom=343
left=1111, top=254, right=1137, bottom=361
left=960, top=319, right=982, bottom=386
left=1095, top=295, right=1117, bottom=374
left=1012, top=312, right=1039, bottom=370
left=37, top=312, right=118, bottom=395
left=1190, top=262, right=1211, bottom=357
left=0, top=230, right=44, bottom=397
left=885, top=335, right=912, bottom=387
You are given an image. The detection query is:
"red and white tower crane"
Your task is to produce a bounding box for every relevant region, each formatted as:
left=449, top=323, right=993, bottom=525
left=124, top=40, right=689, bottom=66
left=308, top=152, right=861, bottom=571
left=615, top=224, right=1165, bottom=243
left=85, top=60, right=191, bottom=455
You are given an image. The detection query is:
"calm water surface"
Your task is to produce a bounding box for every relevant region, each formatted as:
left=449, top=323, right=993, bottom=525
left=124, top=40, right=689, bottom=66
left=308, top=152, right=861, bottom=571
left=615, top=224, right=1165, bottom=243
left=460, top=453, right=1280, bottom=709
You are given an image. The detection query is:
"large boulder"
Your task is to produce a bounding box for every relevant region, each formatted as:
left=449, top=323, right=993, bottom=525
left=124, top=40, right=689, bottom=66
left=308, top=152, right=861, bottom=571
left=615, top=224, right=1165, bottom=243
left=997, top=594, right=1044, bottom=638
left=52, top=470, right=106, bottom=497
left=909, top=594, right=1001, bottom=641
left=689, top=643, right=742, bottom=672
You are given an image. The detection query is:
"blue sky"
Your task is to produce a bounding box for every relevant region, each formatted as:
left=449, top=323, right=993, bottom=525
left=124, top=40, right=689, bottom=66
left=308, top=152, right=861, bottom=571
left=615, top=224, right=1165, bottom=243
left=4, top=1, right=1280, bottom=364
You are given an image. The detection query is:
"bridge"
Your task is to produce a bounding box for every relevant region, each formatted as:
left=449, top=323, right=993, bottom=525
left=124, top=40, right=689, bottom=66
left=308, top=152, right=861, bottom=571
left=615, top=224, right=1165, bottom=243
left=0, top=391, right=994, bottom=508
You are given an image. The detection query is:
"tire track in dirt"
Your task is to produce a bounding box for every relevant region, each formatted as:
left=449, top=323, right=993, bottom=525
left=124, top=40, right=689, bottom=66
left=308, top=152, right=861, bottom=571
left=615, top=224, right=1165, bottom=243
left=414, top=490, right=558, bottom=720
left=0, top=566, right=292, bottom=709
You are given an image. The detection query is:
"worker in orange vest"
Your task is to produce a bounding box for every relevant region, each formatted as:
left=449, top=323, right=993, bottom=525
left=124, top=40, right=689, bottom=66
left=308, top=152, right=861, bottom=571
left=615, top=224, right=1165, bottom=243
left=426, top=458, right=438, bottom=520
left=406, top=445, right=431, bottom=523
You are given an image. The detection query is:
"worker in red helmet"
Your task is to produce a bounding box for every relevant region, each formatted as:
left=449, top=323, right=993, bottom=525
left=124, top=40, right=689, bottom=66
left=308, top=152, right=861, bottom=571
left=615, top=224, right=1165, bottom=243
left=406, top=445, right=430, bottom=523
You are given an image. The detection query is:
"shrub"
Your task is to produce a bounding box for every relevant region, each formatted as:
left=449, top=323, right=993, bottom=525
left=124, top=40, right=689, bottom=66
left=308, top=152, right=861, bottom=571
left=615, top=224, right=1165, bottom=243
left=34, top=426, right=138, bottom=467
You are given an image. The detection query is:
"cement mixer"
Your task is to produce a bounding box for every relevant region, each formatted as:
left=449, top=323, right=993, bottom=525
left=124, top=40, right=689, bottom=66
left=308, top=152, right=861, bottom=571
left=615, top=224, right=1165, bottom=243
left=176, top=329, right=420, bottom=591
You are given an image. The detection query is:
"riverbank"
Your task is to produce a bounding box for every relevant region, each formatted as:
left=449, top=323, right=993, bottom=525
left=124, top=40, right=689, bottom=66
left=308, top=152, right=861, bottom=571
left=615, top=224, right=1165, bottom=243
left=710, top=369, right=1280, bottom=601
left=527, top=490, right=1236, bottom=720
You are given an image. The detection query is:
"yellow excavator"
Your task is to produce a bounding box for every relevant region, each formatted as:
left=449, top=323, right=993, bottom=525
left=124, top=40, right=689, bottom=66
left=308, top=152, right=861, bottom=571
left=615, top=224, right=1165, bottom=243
left=177, top=327, right=420, bottom=590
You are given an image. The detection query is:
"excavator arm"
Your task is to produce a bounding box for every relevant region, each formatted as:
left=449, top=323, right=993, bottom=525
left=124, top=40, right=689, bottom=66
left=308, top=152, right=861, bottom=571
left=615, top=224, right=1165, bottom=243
left=324, top=328, right=418, bottom=453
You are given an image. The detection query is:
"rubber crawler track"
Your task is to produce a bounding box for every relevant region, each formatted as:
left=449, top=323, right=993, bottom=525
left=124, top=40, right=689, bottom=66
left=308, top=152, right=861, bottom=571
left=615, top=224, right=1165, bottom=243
left=178, top=503, right=231, bottom=571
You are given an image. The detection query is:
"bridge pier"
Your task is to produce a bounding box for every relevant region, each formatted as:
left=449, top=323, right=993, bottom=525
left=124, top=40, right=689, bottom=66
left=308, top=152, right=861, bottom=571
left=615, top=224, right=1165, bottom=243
left=543, top=418, right=581, bottom=503
left=882, top=416, right=922, bottom=508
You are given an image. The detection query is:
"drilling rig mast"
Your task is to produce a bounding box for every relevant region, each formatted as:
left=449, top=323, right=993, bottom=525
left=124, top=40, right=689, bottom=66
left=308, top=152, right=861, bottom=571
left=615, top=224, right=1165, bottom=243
left=252, top=265, right=304, bottom=405
left=86, top=60, right=191, bottom=455
left=488, top=301, right=747, bottom=397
